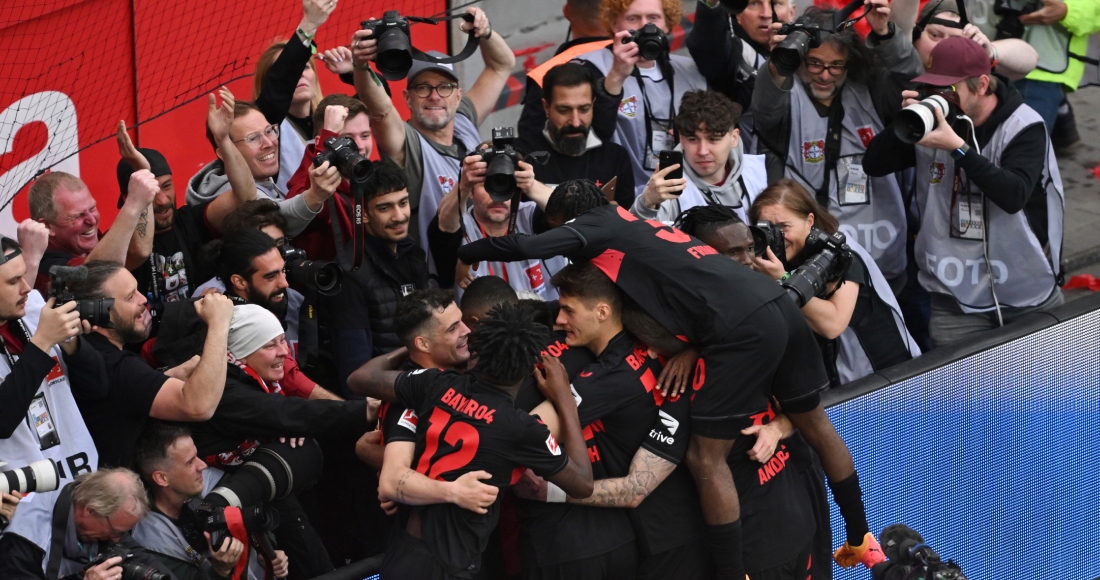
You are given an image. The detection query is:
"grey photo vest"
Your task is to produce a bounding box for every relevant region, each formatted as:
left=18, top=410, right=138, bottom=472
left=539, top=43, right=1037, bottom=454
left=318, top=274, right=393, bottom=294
left=835, top=239, right=921, bottom=384
left=913, top=104, right=1064, bottom=313
left=457, top=201, right=568, bottom=302
left=414, top=113, right=482, bottom=270
left=576, top=50, right=708, bottom=196
left=0, top=292, right=99, bottom=565
left=276, top=117, right=309, bottom=193
left=782, top=81, right=908, bottom=283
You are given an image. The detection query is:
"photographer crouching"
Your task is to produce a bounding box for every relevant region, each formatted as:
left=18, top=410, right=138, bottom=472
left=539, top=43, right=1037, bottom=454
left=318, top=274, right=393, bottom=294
left=862, top=36, right=1065, bottom=348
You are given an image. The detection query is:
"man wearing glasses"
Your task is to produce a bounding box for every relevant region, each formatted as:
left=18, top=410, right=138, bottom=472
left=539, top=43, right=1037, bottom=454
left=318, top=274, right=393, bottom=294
left=350, top=7, right=516, bottom=276
left=863, top=36, right=1065, bottom=347
left=753, top=0, right=920, bottom=293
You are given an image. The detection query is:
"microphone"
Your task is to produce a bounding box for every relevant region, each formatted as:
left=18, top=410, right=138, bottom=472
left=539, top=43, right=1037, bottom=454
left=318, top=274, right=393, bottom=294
left=880, top=523, right=926, bottom=563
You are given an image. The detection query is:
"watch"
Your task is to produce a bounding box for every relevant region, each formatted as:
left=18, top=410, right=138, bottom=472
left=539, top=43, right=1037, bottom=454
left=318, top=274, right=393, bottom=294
left=951, top=143, right=970, bottom=161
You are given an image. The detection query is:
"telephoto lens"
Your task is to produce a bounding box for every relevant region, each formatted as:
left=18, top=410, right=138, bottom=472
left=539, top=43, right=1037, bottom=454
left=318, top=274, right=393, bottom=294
left=0, top=458, right=61, bottom=495
left=772, top=28, right=815, bottom=75
left=894, top=95, right=956, bottom=144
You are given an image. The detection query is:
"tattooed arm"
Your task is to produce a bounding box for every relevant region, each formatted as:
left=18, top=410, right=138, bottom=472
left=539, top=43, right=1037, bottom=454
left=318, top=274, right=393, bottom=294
left=566, top=447, right=677, bottom=508
left=378, top=441, right=499, bottom=514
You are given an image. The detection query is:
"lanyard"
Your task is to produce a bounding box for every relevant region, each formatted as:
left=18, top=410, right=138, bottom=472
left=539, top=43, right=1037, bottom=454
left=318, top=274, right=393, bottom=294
left=631, top=60, right=677, bottom=157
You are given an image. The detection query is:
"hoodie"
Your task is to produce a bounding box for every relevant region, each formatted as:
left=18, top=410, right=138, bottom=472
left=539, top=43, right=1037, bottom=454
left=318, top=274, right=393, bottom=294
left=630, top=138, right=768, bottom=224
left=185, top=159, right=320, bottom=237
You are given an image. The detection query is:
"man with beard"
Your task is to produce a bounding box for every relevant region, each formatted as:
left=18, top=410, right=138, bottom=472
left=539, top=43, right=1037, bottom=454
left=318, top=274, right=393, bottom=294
left=752, top=0, right=920, bottom=293
left=517, top=63, right=635, bottom=207
left=327, top=161, right=429, bottom=397
left=67, top=261, right=235, bottom=469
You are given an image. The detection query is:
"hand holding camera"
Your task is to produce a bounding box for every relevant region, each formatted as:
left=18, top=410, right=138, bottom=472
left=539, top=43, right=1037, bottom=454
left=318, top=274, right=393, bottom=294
left=308, top=160, right=341, bottom=203
left=608, top=30, right=642, bottom=88
left=914, top=107, right=967, bottom=151
left=32, top=298, right=84, bottom=353
left=458, top=7, right=491, bottom=39
left=206, top=534, right=246, bottom=577
left=863, top=0, right=892, bottom=37
left=83, top=556, right=125, bottom=580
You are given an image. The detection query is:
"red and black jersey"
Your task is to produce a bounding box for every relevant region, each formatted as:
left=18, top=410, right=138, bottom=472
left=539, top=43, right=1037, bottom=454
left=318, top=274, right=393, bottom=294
left=378, top=359, right=425, bottom=445
left=393, top=368, right=569, bottom=578
left=457, top=205, right=786, bottom=345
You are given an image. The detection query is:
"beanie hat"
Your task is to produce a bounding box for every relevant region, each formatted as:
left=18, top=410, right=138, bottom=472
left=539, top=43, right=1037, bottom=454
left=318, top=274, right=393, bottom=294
left=227, top=304, right=286, bottom=359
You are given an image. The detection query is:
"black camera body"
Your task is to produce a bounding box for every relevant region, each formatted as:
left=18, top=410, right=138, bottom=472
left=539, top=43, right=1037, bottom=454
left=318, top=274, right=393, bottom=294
left=48, top=265, right=114, bottom=329
left=873, top=524, right=968, bottom=580
left=361, top=11, right=414, bottom=80
left=749, top=220, right=787, bottom=264
left=313, top=135, right=372, bottom=183
left=623, top=23, right=670, bottom=62
left=478, top=127, right=524, bottom=203
left=178, top=503, right=280, bottom=553
left=280, top=245, right=342, bottom=296
left=87, top=545, right=169, bottom=580
left=773, top=22, right=826, bottom=75
left=993, top=0, right=1041, bottom=40
left=781, top=228, right=853, bottom=307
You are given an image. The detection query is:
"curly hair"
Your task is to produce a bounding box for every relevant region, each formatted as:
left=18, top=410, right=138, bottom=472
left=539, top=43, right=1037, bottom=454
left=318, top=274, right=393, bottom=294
left=798, top=8, right=879, bottom=87
left=600, top=0, right=682, bottom=35
left=676, top=204, right=744, bottom=240
left=544, top=179, right=608, bottom=224
left=468, top=302, right=550, bottom=384
left=674, top=90, right=743, bottom=137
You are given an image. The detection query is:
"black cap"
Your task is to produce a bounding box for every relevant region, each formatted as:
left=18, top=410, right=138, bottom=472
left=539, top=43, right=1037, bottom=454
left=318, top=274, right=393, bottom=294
left=117, top=148, right=172, bottom=208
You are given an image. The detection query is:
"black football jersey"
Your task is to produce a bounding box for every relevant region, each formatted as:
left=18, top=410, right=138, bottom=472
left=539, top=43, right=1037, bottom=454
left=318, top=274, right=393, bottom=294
left=379, top=358, right=424, bottom=444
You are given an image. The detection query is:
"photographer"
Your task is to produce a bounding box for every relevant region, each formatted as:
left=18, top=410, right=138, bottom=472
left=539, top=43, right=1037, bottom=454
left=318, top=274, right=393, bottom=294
left=351, top=6, right=515, bottom=269
left=750, top=180, right=919, bottom=386
left=630, top=90, right=768, bottom=225
left=132, top=423, right=286, bottom=580
left=862, top=36, right=1065, bottom=348
left=753, top=0, right=920, bottom=291
left=577, top=0, right=708, bottom=196
left=686, top=0, right=798, bottom=152
left=430, top=149, right=566, bottom=300
left=0, top=224, right=109, bottom=575
left=65, top=261, right=234, bottom=469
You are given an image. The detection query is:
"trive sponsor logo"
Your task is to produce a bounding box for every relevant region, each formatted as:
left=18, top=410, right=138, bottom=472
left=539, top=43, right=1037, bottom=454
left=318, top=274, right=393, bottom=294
left=439, top=388, right=496, bottom=424
left=649, top=428, right=674, bottom=445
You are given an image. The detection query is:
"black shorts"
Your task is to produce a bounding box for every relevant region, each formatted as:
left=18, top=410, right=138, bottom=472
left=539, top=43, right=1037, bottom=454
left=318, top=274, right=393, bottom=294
left=690, top=297, right=829, bottom=439
left=381, top=531, right=454, bottom=580
left=522, top=541, right=637, bottom=580
left=747, top=539, right=815, bottom=580
left=637, top=540, right=713, bottom=580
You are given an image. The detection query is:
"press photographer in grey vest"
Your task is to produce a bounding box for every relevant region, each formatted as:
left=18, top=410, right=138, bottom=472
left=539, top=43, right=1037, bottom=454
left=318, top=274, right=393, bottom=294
left=631, top=90, right=768, bottom=225
left=579, top=0, right=708, bottom=196
left=0, top=223, right=109, bottom=578
left=753, top=0, right=922, bottom=293
left=350, top=7, right=515, bottom=274
left=863, top=36, right=1065, bottom=348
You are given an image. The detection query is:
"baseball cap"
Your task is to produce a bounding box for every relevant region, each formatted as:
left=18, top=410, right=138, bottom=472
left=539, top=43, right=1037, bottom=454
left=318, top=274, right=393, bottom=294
left=911, top=36, right=990, bottom=87
left=406, top=53, right=459, bottom=85
left=918, top=0, right=961, bottom=23
left=116, top=148, right=172, bottom=208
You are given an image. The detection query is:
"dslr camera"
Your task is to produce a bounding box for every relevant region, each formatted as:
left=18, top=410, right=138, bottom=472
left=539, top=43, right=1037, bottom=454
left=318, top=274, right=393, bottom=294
left=85, top=545, right=169, bottom=580
left=622, top=23, right=670, bottom=62
left=874, top=524, right=968, bottom=580
left=993, top=0, right=1041, bottom=40
left=48, top=265, right=113, bottom=328
left=362, top=11, right=414, bottom=81
left=178, top=503, right=280, bottom=552
left=477, top=127, right=524, bottom=203
left=749, top=221, right=787, bottom=264
left=313, top=135, right=372, bottom=183
left=773, top=22, right=827, bottom=74
left=894, top=89, right=964, bottom=144
left=782, top=228, right=853, bottom=307
left=280, top=245, right=342, bottom=296
left=1, top=458, right=60, bottom=495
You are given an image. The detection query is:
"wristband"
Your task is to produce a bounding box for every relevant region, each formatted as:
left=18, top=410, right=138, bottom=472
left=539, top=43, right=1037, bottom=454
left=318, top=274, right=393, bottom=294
left=546, top=482, right=567, bottom=503
left=779, top=272, right=791, bottom=282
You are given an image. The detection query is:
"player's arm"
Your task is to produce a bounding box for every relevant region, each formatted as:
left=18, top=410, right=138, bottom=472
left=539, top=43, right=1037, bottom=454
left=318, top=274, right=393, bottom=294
left=378, top=441, right=498, bottom=514
left=741, top=413, right=794, bottom=464
left=566, top=447, right=676, bottom=508
left=456, top=226, right=585, bottom=265
left=347, top=347, right=409, bottom=402
left=535, top=355, right=594, bottom=499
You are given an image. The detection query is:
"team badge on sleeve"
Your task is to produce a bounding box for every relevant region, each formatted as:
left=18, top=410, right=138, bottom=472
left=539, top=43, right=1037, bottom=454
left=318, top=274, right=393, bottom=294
left=545, top=433, right=561, bottom=456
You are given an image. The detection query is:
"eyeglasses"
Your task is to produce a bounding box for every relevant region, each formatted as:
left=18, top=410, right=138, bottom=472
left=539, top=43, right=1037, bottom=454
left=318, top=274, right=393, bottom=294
left=410, top=83, right=458, bottom=98
left=232, top=124, right=280, bottom=147
left=100, top=513, right=127, bottom=538
left=805, top=60, right=847, bottom=75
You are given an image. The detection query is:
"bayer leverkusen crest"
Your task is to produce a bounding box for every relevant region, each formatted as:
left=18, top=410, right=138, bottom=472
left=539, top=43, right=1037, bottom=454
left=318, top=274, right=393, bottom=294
left=438, top=175, right=455, bottom=194
left=619, top=95, right=638, bottom=118
left=929, top=162, right=946, bottom=184
left=803, top=140, right=825, bottom=163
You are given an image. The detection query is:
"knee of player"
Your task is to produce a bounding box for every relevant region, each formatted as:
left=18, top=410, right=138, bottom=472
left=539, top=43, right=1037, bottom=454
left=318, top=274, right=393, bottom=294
left=685, top=437, right=728, bottom=473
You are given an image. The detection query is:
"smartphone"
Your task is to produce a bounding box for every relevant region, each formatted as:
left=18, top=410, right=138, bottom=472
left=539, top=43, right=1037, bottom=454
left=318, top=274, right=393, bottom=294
left=658, top=150, right=683, bottom=183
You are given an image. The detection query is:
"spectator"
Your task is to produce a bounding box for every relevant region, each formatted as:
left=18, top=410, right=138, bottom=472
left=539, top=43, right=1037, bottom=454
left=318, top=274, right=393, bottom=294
left=185, top=88, right=340, bottom=238
left=577, top=0, right=709, bottom=196
left=326, top=161, right=429, bottom=396
left=190, top=304, right=373, bottom=579
left=753, top=1, right=920, bottom=292
left=252, top=0, right=337, bottom=192
left=0, top=225, right=109, bottom=576
left=863, top=36, right=1066, bottom=348
left=687, top=0, right=798, bottom=152
left=349, top=302, right=594, bottom=579
left=750, top=179, right=920, bottom=385
left=351, top=6, right=516, bottom=271
left=516, top=63, right=635, bottom=207
left=0, top=468, right=168, bottom=579
left=285, top=94, right=375, bottom=263
left=430, top=153, right=565, bottom=300
left=27, top=169, right=159, bottom=293
left=675, top=204, right=756, bottom=266
left=67, top=260, right=234, bottom=468
left=132, top=423, right=275, bottom=580
left=631, top=90, right=768, bottom=225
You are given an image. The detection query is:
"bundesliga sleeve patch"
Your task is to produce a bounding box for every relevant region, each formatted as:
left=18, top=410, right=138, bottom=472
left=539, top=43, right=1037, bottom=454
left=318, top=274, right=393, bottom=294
left=398, top=409, right=419, bottom=432
left=546, top=433, right=562, bottom=456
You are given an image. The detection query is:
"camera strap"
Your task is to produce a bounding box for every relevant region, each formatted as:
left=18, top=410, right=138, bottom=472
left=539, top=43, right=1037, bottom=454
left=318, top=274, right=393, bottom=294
left=631, top=60, right=677, bottom=169
left=350, top=179, right=366, bottom=270
left=815, top=93, right=847, bottom=209
left=45, top=482, right=76, bottom=580
left=407, top=13, right=480, bottom=65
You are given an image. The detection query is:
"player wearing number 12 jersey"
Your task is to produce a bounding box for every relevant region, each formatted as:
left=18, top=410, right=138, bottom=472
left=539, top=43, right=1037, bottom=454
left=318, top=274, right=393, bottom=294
left=457, top=180, right=882, bottom=578
left=350, top=303, right=594, bottom=579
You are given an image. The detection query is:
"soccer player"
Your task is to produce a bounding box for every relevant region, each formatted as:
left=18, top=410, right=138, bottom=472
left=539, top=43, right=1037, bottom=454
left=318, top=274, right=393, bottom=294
left=457, top=180, right=883, bottom=578
left=349, top=303, right=594, bottom=579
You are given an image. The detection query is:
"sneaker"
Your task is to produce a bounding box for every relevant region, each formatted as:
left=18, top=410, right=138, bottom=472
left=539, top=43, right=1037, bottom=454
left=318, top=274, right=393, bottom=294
left=1052, top=97, right=1081, bottom=156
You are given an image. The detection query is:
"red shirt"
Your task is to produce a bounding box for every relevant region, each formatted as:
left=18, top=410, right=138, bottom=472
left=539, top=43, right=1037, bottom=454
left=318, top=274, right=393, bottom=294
left=286, top=129, right=355, bottom=262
